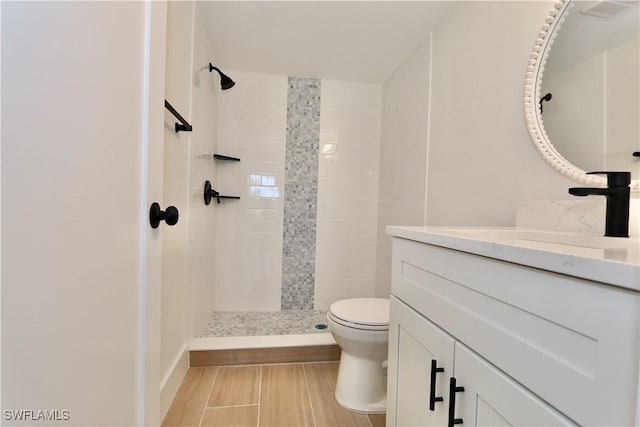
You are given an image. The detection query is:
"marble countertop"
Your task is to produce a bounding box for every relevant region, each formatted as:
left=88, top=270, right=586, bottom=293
left=387, top=226, right=640, bottom=291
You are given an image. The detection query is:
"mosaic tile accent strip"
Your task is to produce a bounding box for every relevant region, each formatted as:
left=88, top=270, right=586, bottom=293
left=200, top=310, right=330, bottom=337
left=281, top=77, right=321, bottom=310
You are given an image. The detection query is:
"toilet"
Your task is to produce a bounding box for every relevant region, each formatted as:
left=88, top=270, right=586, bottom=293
left=327, top=297, right=390, bottom=413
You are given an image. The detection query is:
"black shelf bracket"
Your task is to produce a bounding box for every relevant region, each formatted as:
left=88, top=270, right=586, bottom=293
left=164, top=100, right=192, bottom=133
left=214, top=154, right=241, bottom=162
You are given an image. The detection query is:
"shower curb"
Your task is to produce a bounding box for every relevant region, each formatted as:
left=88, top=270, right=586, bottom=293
left=190, top=345, right=341, bottom=367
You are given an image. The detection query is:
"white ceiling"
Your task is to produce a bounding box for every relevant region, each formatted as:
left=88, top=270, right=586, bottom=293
left=196, top=1, right=459, bottom=84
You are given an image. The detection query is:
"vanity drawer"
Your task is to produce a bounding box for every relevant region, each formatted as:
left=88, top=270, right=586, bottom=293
left=391, top=237, right=639, bottom=426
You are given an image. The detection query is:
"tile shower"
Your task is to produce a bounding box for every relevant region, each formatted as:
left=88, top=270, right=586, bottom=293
left=203, top=71, right=382, bottom=338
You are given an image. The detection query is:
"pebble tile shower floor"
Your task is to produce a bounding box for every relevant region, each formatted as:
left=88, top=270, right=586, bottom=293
left=200, top=310, right=330, bottom=337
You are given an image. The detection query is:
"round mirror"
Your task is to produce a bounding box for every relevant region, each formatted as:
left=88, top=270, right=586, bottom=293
left=524, top=0, right=640, bottom=191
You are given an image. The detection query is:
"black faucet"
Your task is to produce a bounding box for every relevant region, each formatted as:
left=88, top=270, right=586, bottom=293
left=568, top=171, right=630, bottom=238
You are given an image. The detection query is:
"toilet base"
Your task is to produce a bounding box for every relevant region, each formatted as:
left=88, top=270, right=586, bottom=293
left=334, top=351, right=387, bottom=413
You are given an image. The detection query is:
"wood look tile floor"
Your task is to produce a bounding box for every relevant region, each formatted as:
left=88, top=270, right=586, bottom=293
left=162, top=362, right=386, bottom=427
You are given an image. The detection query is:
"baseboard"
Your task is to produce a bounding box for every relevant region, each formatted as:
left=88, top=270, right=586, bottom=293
left=189, top=344, right=341, bottom=367
left=159, top=346, right=189, bottom=421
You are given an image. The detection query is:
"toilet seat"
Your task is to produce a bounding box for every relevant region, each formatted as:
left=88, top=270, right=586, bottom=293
left=328, top=298, right=389, bottom=331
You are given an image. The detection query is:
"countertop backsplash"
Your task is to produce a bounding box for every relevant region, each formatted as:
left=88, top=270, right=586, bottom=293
left=516, top=198, right=640, bottom=237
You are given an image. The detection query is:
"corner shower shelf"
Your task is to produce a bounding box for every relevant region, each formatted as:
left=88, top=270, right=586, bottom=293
left=213, top=154, right=241, bottom=161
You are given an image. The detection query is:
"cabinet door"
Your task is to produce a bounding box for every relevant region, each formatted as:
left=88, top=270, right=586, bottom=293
left=387, top=296, right=455, bottom=427
left=452, top=343, right=576, bottom=426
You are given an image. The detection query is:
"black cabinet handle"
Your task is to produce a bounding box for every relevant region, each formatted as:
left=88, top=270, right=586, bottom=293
left=447, top=377, right=464, bottom=427
left=149, top=202, right=179, bottom=228
left=429, top=359, right=445, bottom=411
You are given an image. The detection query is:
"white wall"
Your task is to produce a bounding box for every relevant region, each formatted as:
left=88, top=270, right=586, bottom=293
left=375, top=39, right=431, bottom=299
left=426, top=1, right=575, bottom=227
left=160, top=2, right=224, bottom=418
left=314, top=80, right=382, bottom=310
left=207, top=2, right=613, bottom=311
left=2, top=2, right=153, bottom=425
left=214, top=71, right=288, bottom=311
left=373, top=2, right=597, bottom=295
left=160, top=0, right=194, bottom=410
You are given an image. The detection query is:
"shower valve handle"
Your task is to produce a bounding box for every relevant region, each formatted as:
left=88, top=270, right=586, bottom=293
left=204, top=180, right=220, bottom=205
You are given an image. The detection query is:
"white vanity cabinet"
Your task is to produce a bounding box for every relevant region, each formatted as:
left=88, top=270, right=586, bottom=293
left=389, top=296, right=574, bottom=426
left=386, top=229, right=640, bottom=426
left=389, top=296, right=454, bottom=426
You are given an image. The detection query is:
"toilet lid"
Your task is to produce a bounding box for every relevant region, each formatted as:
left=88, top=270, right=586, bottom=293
left=329, top=298, right=389, bottom=327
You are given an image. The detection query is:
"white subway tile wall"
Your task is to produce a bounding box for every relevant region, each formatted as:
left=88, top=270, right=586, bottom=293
left=314, top=80, right=382, bottom=310
left=214, top=71, right=288, bottom=311
left=212, top=73, right=382, bottom=314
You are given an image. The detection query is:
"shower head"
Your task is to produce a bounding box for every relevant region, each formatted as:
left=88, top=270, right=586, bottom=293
left=209, top=63, right=235, bottom=90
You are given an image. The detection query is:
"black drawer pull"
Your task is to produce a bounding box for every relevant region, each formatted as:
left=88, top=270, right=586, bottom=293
left=429, top=359, right=445, bottom=411
left=447, top=377, right=464, bottom=427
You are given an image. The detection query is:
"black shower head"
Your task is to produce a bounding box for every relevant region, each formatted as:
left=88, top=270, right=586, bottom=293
left=209, top=63, right=235, bottom=90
